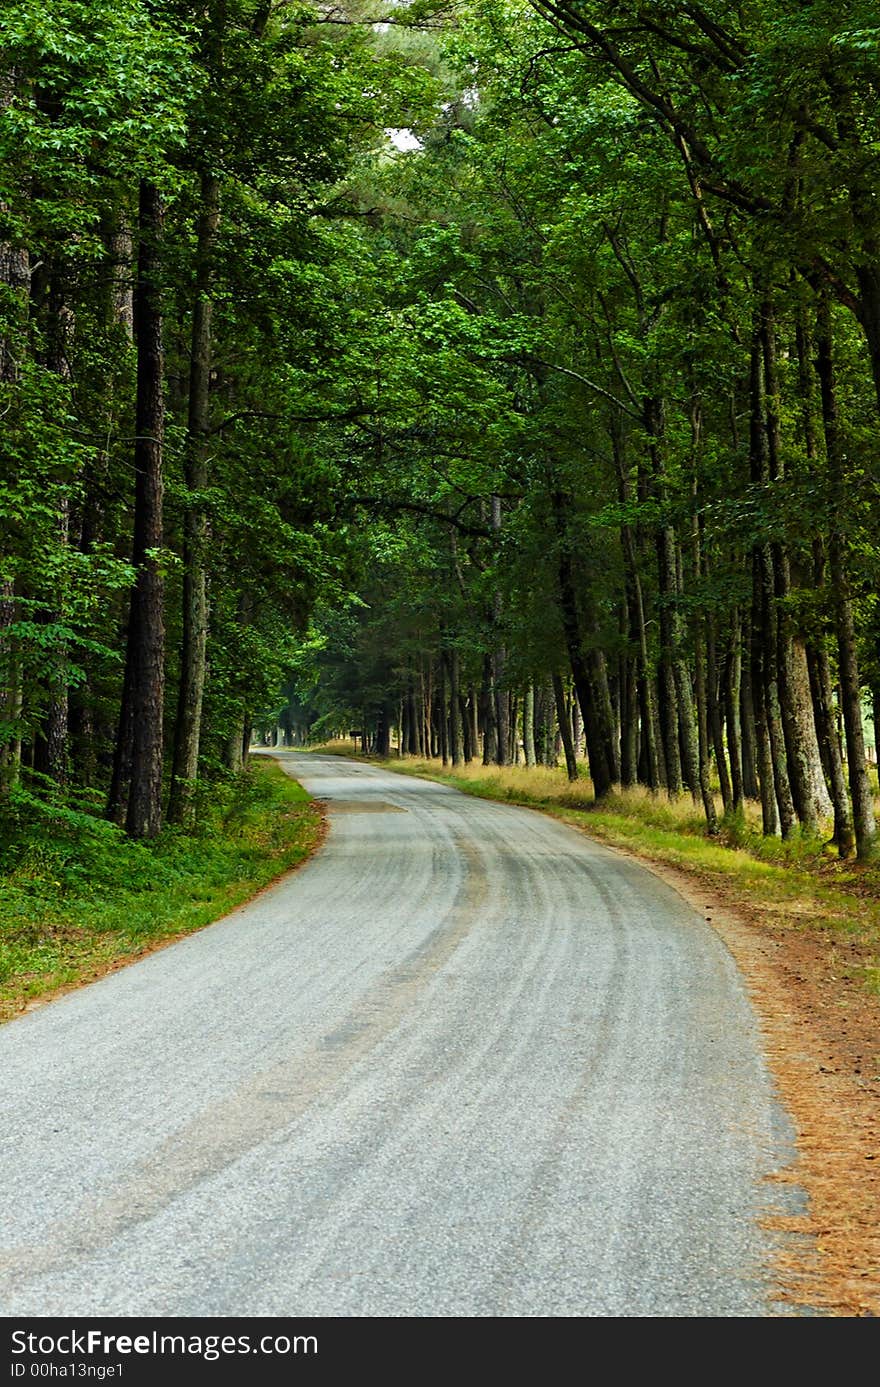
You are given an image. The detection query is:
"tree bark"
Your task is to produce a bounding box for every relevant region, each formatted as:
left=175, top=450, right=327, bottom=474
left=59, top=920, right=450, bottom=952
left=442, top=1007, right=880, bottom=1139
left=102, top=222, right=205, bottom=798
left=707, top=614, right=732, bottom=812
left=553, top=504, right=614, bottom=795
left=806, top=637, right=853, bottom=853
left=523, top=682, right=536, bottom=767
left=738, top=616, right=759, bottom=801
left=553, top=672, right=579, bottom=782
left=723, top=614, right=744, bottom=812
left=439, top=651, right=449, bottom=766
left=750, top=318, right=794, bottom=836
left=761, top=303, right=829, bottom=833
left=815, top=292, right=876, bottom=858
left=448, top=649, right=463, bottom=765
left=108, top=181, right=166, bottom=839
left=490, top=495, right=510, bottom=765
left=168, top=172, right=220, bottom=825
left=481, top=652, right=496, bottom=765
left=1, top=99, right=34, bottom=790
left=467, top=684, right=478, bottom=763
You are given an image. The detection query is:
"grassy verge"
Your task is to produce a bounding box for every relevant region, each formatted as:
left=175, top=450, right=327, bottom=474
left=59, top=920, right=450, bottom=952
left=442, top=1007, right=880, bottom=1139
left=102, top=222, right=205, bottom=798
left=0, top=759, right=323, bottom=1023
left=308, top=743, right=880, bottom=997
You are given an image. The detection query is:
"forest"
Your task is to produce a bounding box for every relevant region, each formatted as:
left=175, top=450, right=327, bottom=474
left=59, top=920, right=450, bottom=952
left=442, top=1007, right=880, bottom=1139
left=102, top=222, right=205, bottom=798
left=2, top=0, right=880, bottom=864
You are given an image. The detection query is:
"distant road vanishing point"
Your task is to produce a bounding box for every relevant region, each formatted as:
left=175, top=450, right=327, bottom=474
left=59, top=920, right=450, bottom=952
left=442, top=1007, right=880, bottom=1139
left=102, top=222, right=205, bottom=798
left=0, top=753, right=805, bottom=1316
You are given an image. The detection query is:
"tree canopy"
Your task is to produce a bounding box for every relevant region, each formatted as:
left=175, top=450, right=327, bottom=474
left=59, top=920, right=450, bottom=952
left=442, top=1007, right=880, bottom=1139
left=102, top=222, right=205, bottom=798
left=2, top=0, right=878, bottom=858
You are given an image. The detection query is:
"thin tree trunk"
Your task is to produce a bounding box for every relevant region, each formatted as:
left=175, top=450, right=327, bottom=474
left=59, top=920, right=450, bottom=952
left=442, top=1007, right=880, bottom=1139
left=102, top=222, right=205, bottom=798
left=0, top=73, right=28, bottom=793
left=571, top=690, right=582, bottom=758
left=108, top=181, right=166, bottom=839
left=439, top=651, right=449, bottom=767
left=656, top=528, right=683, bottom=796
left=762, top=303, right=828, bottom=833
left=688, top=463, right=717, bottom=832
left=168, top=172, right=220, bottom=824
left=448, top=649, right=463, bottom=765
left=751, top=557, right=780, bottom=836
left=750, top=317, right=794, bottom=836
left=620, top=652, right=639, bottom=787
left=707, top=615, right=732, bottom=813
left=481, top=653, right=496, bottom=765
left=620, top=524, right=661, bottom=789
left=490, top=495, right=510, bottom=766
left=523, top=682, right=536, bottom=767
left=724, top=612, right=744, bottom=812
left=806, top=638, right=853, bottom=852
left=739, top=618, right=759, bottom=801
left=815, top=292, right=876, bottom=858
left=553, top=672, right=579, bottom=782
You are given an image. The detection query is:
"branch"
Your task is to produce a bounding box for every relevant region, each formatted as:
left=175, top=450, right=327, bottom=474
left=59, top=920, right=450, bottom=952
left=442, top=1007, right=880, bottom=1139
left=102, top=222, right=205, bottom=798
left=517, top=353, right=643, bottom=421
left=350, top=495, right=492, bottom=538
left=528, top=0, right=772, bottom=214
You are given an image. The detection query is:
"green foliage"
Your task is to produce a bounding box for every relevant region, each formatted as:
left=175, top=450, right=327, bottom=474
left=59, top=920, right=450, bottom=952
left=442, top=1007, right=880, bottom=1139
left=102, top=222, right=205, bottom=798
left=0, top=759, right=320, bottom=1017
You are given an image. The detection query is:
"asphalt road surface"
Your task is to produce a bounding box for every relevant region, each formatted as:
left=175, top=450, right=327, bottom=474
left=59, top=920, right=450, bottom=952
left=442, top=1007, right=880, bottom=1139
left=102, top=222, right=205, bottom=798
left=0, top=753, right=804, bottom=1317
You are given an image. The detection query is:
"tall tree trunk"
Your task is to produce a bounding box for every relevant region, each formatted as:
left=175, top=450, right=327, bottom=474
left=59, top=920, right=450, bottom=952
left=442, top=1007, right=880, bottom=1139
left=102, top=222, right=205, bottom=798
left=738, top=619, right=759, bottom=801
left=439, top=651, right=449, bottom=766
left=553, top=517, right=614, bottom=794
left=762, top=303, right=828, bottom=833
left=815, top=292, right=876, bottom=858
left=490, top=495, right=510, bottom=765
left=688, top=462, right=718, bottom=833
left=108, top=181, right=166, bottom=839
left=806, top=638, right=853, bottom=853
left=536, top=679, right=557, bottom=767
left=571, top=690, right=582, bottom=758
left=750, top=317, right=794, bottom=836
left=642, top=393, right=683, bottom=797
left=694, top=616, right=718, bottom=833
left=750, top=557, right=780, bottom=836
left=0, top=200, right=24, bottom=787
left=622, top=532, right=660, bottom=789
left=0, top=581, right=20, bottom=795
left=611, top=426, right=656, bottom=789
left=420, top=659, right=430, bottom=757
left=552, top=672, right=579, bottom=782
left=523, top=682, right=536, bottom=767
left=589, top=644, right=620, bottom=783
left=168, top=172, right=220, bottom=824
left=723, top=613, right=743, bottom=812
left=448, top=649, right=463, bottom=765
left=655, top=528, right=683, bottom=796
left=619, top=652, right=639, bottom=788
left=481, top=653, right=496, bottom=765
left=27, top=265, right=75, bottom=785
left=707, top=615, right=732, bottom=812
left=467, top=684, right=478, bottom=763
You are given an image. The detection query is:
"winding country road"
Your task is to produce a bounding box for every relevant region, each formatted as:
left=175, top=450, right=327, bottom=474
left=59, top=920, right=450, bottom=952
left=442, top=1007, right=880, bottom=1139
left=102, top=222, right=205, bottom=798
left=0, top=753, right=805, bottom=1317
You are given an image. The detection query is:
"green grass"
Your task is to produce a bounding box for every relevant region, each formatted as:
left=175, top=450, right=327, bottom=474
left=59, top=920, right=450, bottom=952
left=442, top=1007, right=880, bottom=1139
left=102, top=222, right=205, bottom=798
left=0, top=760, right=322, bottom=1021
left=307, top=742, right=880, bottom=995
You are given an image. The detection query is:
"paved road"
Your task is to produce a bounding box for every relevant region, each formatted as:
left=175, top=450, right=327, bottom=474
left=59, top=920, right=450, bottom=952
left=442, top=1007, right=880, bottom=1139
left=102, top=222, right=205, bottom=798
left=0, top=754, right=804, bottom=1317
